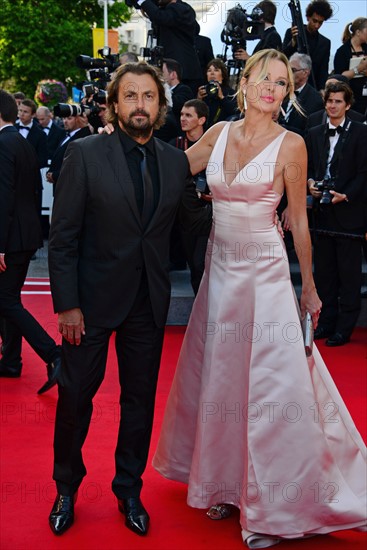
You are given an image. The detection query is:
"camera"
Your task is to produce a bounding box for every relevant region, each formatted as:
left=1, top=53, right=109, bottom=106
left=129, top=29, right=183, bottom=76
left=194, top=174, right=210, bottom=195
left=205, top=80, right=219, bottom=98
left=221, top=4, right=265, bottom=53
left=53, top=103, right=85, bottom=118
left=140, top=45, right=164, bottom=69
left=76, top=47, right=120, bottom=73
left=315, top=177, right=336, bottom=205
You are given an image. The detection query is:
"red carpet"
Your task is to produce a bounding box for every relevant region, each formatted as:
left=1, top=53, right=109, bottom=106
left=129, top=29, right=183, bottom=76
left=0, top=282, right=366, bottom=550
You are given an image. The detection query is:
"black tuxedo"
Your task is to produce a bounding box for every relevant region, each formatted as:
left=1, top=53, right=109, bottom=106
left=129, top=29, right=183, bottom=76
left=48, top=126, right=91, bottom=185
left=283, top=26, right=330, bottom=90
left=16, top=122, right=48, bottom=168
left=140, top=0, right=201, bottom=85
left=253, top=26, right=282, bottom=54
left=306, top=108, right=365, bottom=134
left=0, top=126, right=57, bottom=373
left=306, top=121, right=367, bottom=338
left=48, top=130, right=210, bottom=498
left=45, top=122, right=66, bottom=160
left=280, top=83, right=324, bottom=136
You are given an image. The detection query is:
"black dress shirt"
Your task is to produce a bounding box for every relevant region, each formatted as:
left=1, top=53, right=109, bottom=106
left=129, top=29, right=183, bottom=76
left=117, top=127, right=160, bottom=216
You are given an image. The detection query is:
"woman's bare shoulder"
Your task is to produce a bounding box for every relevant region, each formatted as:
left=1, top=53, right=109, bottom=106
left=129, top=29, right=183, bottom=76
left=282, top=130, right=306, bottom=153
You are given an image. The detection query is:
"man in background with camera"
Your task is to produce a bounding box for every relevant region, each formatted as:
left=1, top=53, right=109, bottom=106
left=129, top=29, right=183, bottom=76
left=306, top=81, right=367, bottom=346
left=46, top=108, right=91, bottom=186
left=283, top=0, right=333, bottom=90
left=126, top=0, right=201, bottom=94
left=36, top=106, right=66, bottom=161
left=234, top=0, right=282, bottom=62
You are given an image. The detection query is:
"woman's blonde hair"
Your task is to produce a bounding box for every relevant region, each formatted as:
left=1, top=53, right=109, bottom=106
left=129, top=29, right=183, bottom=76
left=237, top=48, right=303, bottom=115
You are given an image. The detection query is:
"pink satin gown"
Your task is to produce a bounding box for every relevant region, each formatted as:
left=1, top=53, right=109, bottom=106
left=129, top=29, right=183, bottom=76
left=153, top=123, right=366, bottom=538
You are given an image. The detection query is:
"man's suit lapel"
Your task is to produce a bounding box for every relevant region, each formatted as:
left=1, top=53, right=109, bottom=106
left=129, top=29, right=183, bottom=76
left=105, top=131, right=142, bottom=226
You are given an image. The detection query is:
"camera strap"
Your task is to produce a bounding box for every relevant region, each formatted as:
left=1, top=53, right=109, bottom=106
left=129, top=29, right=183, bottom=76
left=323, top=120, right=352, bottom=180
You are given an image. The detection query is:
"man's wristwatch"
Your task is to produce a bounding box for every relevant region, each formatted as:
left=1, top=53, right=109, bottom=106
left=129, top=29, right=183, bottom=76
left=353, top=66, right=360, bottom=76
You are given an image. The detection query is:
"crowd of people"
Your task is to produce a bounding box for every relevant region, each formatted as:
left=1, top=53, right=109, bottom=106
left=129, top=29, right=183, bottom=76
left=0, top=0, right=366, bottom=548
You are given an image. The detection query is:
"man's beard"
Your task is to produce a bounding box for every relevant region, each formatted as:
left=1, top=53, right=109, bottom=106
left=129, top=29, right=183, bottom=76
left=119, top=109, right=158, bottom=139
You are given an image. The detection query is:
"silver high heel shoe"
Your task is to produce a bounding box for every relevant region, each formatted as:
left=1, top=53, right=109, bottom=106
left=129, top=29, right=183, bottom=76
left=206, top=503, right=232, bottom=520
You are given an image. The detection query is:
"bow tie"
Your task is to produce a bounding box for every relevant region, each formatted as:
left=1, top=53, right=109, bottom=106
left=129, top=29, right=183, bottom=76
left=19, top=125, right=30, bottom=131
left=327, top=126, right=343, bottom=136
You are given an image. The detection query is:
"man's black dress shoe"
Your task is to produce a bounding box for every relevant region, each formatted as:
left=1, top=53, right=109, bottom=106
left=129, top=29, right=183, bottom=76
left=37, top=352, right=62, bottom=394
left=49, top=494, right=76, bottom=535
left=0, top=364, right=22, bottom=377
left=118, top=497, right=150, bottom=536
left=314, top=326, right=333, bottom=340
left=326, top=332, right=350, bottom=347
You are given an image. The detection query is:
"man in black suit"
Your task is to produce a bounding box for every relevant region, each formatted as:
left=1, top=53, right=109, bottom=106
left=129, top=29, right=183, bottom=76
left=133, top=0, right=202, bottom=94
left=16, top=99, right=48, bottom=168
left=306, top=82, right=367, bottom=346
left=306, top=74, right=365, bottom=133
left=36, top=106, right=66, bottom=161
left=279, top=53, right=324, bottom=136
left=0, top=89, right=61, bottom=392
left=46, top=112, right=91, bottom=186
left=234, top=1, right=282, bottom=64
left=194, top=24, right=214, bottom=85
left=162, top=58, right=193, bottom=126
left=47, top=62, right=209, bottom=537
left=282, top=0, right=333, bottom=90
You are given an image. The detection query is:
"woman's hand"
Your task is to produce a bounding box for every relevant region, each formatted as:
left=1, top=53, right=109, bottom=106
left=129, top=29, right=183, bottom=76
left=357, top=56, right=367, bottom=76
left=98, top=122, right=114, bottom=135
left=280, top=206, right=290, bottom=231
left=197, top=85, right=207, bottom=100
left=300, top=287, right=322, bottom=328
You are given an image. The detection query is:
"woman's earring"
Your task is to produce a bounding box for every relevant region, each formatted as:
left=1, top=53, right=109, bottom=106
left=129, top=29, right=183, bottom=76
left=280, top=105, right=286, bottom=117
left=243, top=91, right=248, bottom=110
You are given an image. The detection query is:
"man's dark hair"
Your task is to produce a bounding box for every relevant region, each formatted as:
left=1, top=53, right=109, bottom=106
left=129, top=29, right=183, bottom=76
left=306, top=0, right=333, bottom=21
left=163, top=58, right=183, bottom=82
left=256, top=1, right=277, bottom=25
left=20, top=98, right=37, bottom=114
left=13, top=91, right=26, bottom=101
left=0, top=89, right=18, bottom=123
left=324, top=82, right=354, bottom=107
left=107, top=61, right=167, bottom=129
left=183, top=99, right=209, bottom=120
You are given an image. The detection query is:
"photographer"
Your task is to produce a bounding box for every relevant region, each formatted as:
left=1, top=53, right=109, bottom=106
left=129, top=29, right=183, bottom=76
left=306, top=81, right=367, bottom=346
left=197, top=58, right=237, bottom=127
left=128, top=0, right=201, bottom=93
left=46, top=108, right=91, bottom=186
left=234, top=0, right=282, bottom=62
left=283, top=0, right=333, bottom=90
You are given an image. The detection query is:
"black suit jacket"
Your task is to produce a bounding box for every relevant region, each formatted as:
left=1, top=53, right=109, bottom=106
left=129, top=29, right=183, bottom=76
left=195, top=34, right=214, bottom=83
left=306, top=121, right=367, bottom=232
left=46, top=122, right=66, bottom=160
left=48, top=131, right=209, bottom=328
left=48, top=126, right=91, bottom=184
left=15, top=122, right=48, bottom=168
left=253, top=26, right=282, bottom=54
left=171, top=82, right=194, bottom=121
left=306, top=108, right=365, bottom=135
left=141, top=0, right=201, bottom=81
left=280, top=83, right=324, bottom=136
left=283, top=26, right=330, bottom=90
left=0, top=126, right=43, bottom=253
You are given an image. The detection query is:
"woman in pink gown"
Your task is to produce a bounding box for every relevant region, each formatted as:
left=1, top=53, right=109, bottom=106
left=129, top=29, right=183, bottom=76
left=153, top=49, right=366, bottom=548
